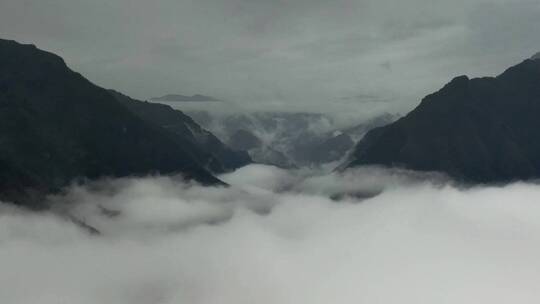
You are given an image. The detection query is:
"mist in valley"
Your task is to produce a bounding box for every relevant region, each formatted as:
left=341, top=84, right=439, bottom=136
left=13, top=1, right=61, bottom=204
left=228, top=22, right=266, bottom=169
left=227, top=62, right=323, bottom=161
left=3, top=165, right=540, bottom=303
left=2, top=0, right=540, bottom=302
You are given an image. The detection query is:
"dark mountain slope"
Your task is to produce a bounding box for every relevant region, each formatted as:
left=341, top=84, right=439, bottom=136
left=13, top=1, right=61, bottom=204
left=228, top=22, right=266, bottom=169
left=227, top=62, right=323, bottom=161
left=109, top=90, right=251, bottom=172
left=345, top=57, right=540, bottom=183
left=0, top=39, right=223, bottom=206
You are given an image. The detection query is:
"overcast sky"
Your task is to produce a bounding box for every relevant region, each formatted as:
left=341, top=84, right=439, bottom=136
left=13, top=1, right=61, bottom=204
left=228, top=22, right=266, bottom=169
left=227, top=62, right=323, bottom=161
left=1, top=0, right=539, bottom=116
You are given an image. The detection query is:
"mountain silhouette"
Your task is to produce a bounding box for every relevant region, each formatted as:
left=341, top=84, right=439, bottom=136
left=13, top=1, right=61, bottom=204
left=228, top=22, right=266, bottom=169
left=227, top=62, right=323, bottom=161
left=110, top=90, right=250, bottom=172
left=345, top=55, right=540, bottom=183
left=0, top=39, right=236, bottom=206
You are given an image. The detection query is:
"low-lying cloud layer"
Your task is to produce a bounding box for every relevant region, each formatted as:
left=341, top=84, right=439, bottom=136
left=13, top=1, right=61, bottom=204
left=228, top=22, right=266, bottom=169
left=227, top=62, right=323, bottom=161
left=2, top=165, right=540, bottom=303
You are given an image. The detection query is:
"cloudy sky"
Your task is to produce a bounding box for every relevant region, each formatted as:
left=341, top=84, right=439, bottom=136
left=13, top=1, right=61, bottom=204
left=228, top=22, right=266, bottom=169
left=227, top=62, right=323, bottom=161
left=1, top=0, right=539, bottom=115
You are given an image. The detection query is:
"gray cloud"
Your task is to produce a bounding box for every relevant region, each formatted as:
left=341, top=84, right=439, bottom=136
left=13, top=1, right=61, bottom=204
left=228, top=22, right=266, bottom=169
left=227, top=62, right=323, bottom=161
left=2, top=165, right=540, bottom=303
left=1, top=0, right=539, bottom=118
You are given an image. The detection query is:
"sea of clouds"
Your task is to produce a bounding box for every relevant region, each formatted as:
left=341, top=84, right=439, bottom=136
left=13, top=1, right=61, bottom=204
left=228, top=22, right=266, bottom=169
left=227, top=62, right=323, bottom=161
left=2, top=164, right=540, bottom=303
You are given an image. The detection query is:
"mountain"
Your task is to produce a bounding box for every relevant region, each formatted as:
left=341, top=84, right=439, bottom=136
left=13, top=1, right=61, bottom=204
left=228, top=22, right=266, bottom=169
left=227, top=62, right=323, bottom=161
left=345, top=55, right=540, bottom=183
left=0, top=39, right=234, bottom=206
left=290, top=132, right=354, bottom=165
left=532, top=52, right=540, bottom=60
left=228, top=129, right=262, bottom=151
left=188, top=111, right=396, bottom=168
left=151, top=94, right=221, bottom=102
left=188, top=111, right=332, bottom=168
left=109, top=90, right=251, bottom=172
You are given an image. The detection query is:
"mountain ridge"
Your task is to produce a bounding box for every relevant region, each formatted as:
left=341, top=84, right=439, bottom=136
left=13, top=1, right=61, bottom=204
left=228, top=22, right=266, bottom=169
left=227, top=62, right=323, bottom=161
left=0, top=38, right=230, bottom=206
left=344, top=57, right=540, bottom=182
left=109, top=90, right=251, bottom=172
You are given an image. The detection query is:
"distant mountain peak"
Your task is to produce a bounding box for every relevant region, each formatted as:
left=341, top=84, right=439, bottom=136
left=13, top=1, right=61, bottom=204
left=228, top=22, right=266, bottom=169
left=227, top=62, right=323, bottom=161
left=151, top=94, right=221, bottom=102
left=531, top=52, right=540, bottom=60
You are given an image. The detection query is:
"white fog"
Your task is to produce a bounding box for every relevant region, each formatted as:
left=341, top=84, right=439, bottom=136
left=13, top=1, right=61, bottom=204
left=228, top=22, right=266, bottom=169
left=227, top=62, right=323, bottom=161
left=2, top=165, right=540, bottom=303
